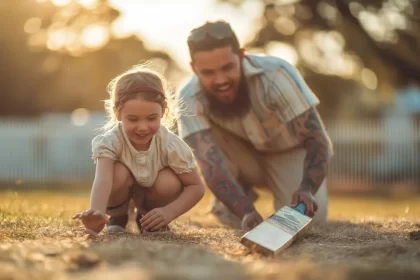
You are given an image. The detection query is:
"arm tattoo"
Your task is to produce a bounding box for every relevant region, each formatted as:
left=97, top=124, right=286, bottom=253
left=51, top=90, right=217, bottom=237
left=290, top=108, right=330, bottom=195
left=184, top=130, right=255, bottom=218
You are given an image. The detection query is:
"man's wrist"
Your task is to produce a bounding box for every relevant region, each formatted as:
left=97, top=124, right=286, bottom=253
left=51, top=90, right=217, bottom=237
left=299, top=183, right=313, bottom=192
left=234, top=200, right=256, bottom=219
left=299, top=183, right=320, bottom=195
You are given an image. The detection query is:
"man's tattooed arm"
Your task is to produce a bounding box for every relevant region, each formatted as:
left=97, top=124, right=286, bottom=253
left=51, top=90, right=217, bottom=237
left=290, top=107, right=331, bottom=195
left=184, top=130, right=255, bottom=218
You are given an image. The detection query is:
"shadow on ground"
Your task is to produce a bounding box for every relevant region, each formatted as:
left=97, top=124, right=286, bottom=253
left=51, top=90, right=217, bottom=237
left=1, top=217, right=420, bottom=280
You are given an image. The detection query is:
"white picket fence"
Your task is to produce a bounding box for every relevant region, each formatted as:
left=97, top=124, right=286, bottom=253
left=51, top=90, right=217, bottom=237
left=325, top=117, right=420, bottom=190
left=0, top=113, right=419, bottom=190
left=0, top=113, right=105, bottom=185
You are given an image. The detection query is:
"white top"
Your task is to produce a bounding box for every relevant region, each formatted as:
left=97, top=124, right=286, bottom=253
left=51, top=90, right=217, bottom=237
left=91, top=123, right=197, bottom=187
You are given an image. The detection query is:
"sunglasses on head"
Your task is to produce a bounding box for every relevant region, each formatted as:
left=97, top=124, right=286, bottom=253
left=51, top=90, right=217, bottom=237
left=187, top=21, right=236, bottom=43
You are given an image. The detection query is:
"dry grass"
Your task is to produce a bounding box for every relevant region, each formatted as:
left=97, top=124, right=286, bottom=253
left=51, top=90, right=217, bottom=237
left=1, top=188, right=420, bottom=280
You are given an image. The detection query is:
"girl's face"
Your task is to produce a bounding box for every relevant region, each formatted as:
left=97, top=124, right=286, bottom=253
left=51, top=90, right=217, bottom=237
left=118, top=98, right=163, bottom=151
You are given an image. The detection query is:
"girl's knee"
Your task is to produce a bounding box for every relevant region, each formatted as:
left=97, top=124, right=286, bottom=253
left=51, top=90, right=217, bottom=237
left=108, top=162, right=134, bottom=207
left=153, top=168, right=183, bottom=198
left=113, top=161, right=134, bottom=190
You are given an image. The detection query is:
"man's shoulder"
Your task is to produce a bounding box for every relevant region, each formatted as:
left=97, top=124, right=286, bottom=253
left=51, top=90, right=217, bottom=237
left=245, top=53, right=297, bottom=74
left=177, top=75, right=208, bottom=116
left=177, top=75, right=201, bottom=101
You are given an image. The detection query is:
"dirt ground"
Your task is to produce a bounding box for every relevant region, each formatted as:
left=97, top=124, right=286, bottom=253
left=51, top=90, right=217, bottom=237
left=1, top=188, right=420, bottom=280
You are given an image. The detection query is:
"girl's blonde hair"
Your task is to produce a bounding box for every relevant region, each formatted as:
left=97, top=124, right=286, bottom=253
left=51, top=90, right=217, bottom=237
left=102, top=63, right=177, bottom=131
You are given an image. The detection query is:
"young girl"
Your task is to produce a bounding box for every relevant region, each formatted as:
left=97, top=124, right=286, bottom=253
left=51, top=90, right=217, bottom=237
left=72, top=64, right=205, bottom=237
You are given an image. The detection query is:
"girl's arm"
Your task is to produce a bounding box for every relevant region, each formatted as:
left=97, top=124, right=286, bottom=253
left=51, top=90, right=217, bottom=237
left=163, top=168, right=205, bottom=219
left=89, top=157, right=115, bottom=214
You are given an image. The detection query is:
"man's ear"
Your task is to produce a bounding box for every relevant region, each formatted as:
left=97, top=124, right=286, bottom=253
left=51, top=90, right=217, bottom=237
left=239, top=48, right=245, bottom=60
left=190, top=61, right=197, bottom=75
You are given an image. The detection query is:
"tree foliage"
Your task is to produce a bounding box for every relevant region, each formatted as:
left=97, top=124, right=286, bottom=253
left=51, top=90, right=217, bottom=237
left=219, top=0, right=420, bottom=118
left=0, top=0, right=180, bottom=116
left=2, top=0, right=418, bottom=119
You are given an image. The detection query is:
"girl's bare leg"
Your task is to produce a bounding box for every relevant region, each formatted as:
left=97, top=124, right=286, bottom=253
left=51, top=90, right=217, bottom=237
left=139, top=168, right=183, bottom=232
left=106, top=161, right=135, bottom=232
left=143, top=167, right=183, bottom=210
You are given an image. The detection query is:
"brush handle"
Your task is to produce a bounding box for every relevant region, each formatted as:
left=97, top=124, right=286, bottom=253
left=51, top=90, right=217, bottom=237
left=294, top=202, right=306, bottom=215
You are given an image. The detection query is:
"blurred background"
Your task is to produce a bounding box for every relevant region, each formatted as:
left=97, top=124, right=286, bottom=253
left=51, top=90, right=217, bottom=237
left=0, top=0, right=419, bottom=196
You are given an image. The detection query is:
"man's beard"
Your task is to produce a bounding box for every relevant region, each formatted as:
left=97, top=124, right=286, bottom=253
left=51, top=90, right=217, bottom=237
left=205, top=72, right=250, bottom=120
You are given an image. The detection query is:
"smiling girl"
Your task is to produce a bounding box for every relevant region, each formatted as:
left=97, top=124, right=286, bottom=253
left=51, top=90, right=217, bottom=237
left=73, top=64, right=204, bottom=237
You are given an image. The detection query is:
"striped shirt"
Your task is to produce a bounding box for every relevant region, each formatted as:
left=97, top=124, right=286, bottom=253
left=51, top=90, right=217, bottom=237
left=176, top=53, right=332, bottom=153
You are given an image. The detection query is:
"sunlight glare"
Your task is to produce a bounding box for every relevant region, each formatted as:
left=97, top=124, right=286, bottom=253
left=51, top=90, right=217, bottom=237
left=71, top=108, right=90, bottom=126
left=64, top=30, right=79, bottom=52
left=265, top=42, right=298, bottom=66
left=330, top=54, right=357, bottom=78
left=110, top=17, right=132, bottom=39
left=299, top=39, right=320, bottom=67
left=24, top=18, right=42, bottom=34
left=384, top=10, right=406, bottom=30
left=342, top=54, right=358, bottom=78
left=314, top=31, right=344, bottom=54
left=78, top=0, right=97, bottom=9
left=394, top=0, right=412, bottom=11
left=317, top=2, right=337, bottom=22
left=81, top=24, right=110, bottom=49
left=274, top=4, right=295, bottom=17
left=52, top=0, right=71, bottom=7
left=298, top=34, right=357, bottom=77
left=359, top=11, right=386, bottom=41
left=361, top=68, right=378, bottom=90
left=47, top=29, right=67, bottom=50
left=349, top=2, right=363, bottom=17
left=28, top=32, right=47, bottom=51
left=274, top=0, right=299, bottom=5
left=274, top=17, right=296, bottom=35
left=107, top=0, right=264, bottom=71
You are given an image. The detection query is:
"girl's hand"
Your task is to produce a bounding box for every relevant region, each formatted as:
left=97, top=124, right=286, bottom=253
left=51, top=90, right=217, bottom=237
left=72, top=209, right=109, bottom=237
left=140, top=207, right=174, bottom=232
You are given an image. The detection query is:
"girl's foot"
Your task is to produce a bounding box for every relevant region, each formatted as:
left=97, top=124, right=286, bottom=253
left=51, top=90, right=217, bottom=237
left=107, top=215, right=128, bottom=233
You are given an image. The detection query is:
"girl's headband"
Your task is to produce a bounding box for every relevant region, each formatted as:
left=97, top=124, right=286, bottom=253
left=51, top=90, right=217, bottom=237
left=121, top=86, right=165, bottom=98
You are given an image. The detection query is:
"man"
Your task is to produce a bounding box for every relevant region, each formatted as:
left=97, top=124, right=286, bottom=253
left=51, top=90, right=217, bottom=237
left=176, top=20, right=333, bottom=230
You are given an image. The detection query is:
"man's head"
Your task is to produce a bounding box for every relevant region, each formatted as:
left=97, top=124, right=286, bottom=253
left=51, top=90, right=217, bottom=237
left=187, top=20, right=250, bottom=118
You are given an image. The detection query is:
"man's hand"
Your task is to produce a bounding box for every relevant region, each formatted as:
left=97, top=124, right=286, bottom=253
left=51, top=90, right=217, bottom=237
left=72, top=209, right=109, bottom=237
left=291, top=189, right=318, bottom=217
left=241, top=210, right=264, bottom=231
left=140, top=207, right=174, bottom=232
